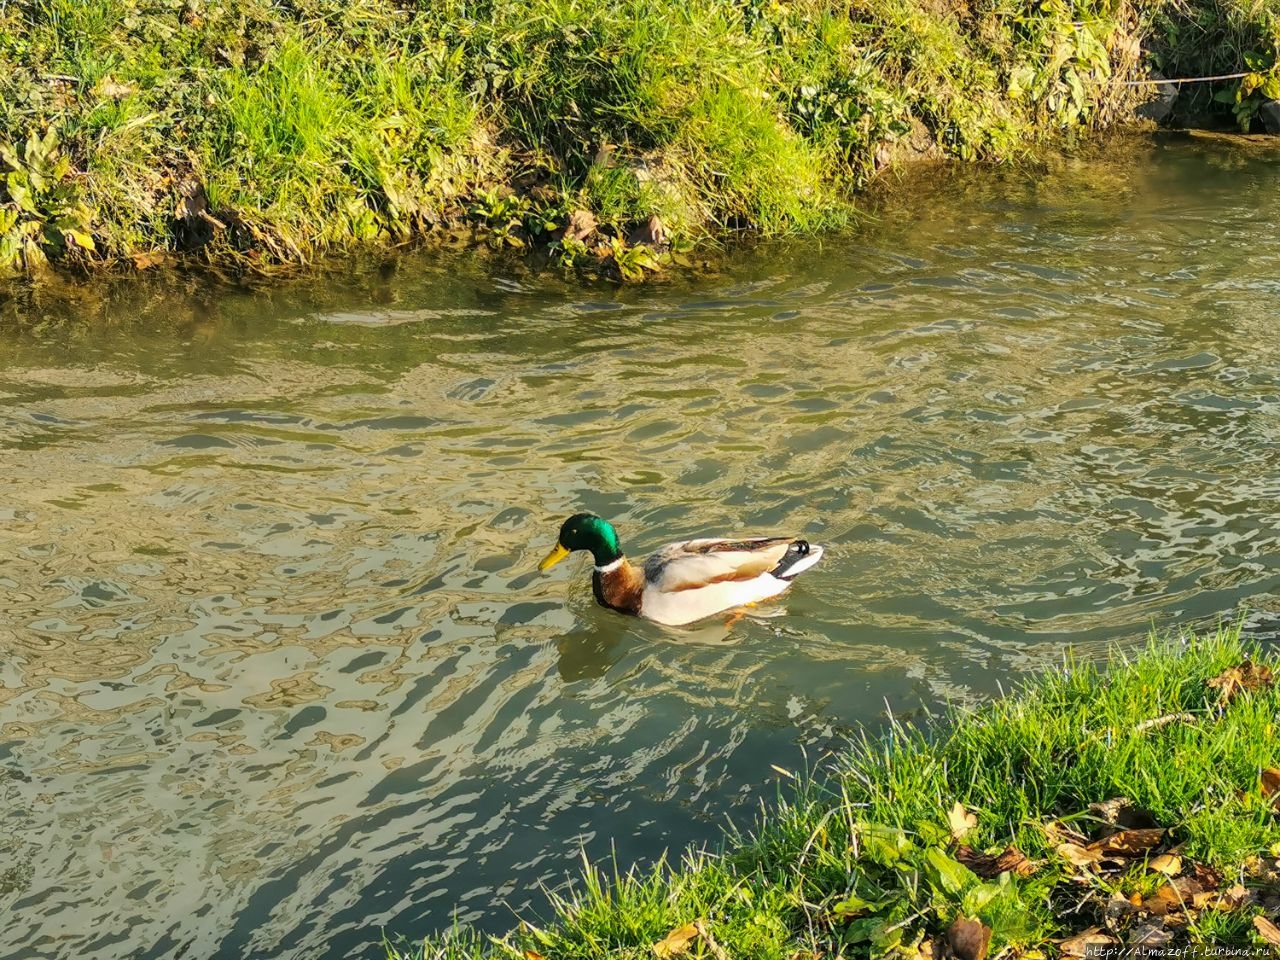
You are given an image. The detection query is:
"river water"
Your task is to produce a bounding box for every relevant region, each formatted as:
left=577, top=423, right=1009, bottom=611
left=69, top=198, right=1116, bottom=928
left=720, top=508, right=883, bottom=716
left=2, top=134, right=1279, bottom=959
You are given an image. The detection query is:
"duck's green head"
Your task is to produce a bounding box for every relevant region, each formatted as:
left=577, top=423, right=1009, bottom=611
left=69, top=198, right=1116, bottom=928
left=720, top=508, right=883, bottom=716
left=539, top=513, right=622, bottom=570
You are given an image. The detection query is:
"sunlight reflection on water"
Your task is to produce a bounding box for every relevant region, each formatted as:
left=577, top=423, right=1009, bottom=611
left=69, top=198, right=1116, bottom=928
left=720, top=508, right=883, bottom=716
left=2, top=137, right=1280, bottom=959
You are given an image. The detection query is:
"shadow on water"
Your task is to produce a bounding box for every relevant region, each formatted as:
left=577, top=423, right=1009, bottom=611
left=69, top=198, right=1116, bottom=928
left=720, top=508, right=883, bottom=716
left=1, top=134, right=1280, bottom=959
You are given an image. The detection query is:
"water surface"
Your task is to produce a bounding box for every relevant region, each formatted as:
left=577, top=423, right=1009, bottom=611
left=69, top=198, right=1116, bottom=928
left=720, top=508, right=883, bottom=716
left=2, top=135, right=1280, bottom=959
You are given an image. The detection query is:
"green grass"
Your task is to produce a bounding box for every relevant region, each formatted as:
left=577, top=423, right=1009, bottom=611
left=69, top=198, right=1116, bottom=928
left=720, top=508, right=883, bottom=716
left=384, top=625, right=1280, bottom=959
left=1, top=0, right=1278, bottom=279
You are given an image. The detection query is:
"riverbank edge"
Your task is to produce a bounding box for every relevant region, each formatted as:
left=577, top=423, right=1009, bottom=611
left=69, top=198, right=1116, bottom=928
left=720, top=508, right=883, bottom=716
left=384, top=625, right=1280, bottom=960
left=3, top=0, right=1279, bottom=286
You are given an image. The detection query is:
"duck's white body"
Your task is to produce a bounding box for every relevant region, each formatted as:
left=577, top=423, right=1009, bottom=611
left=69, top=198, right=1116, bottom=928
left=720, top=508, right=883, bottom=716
left=592, top=536, right=825, bottom=626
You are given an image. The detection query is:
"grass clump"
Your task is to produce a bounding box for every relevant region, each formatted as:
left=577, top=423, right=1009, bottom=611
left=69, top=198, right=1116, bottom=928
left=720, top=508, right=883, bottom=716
left=0, top=0, right=1278, bottom=279
left=386, top=625, right=1280, bottom=959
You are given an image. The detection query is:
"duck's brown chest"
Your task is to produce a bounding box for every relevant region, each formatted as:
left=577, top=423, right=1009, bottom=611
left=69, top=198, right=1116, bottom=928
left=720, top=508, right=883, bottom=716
left=591, top=562, right=645, bottom=616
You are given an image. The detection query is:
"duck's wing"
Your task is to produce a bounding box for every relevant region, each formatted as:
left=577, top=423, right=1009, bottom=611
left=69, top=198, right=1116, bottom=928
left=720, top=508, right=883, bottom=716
left=643, top=537, right=796, bottom=592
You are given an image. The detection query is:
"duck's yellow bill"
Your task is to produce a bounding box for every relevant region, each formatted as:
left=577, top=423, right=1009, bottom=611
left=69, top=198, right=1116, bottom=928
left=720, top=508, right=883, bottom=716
left=539, top=544, right=571, bottom=571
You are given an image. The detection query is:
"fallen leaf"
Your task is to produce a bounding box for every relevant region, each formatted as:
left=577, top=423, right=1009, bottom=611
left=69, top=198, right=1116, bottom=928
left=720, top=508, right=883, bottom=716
left=1106, top=891, right=1139, bottom=921
left=96, top=76, right=136, bottom=99
left=524, top=952, right=545, bottom=960
left=1192, top=862, right=1223, bottom=889
left=1254, top=915, right=1280, bottom=946
left=956, top=844, right=1039, bottom=878
left=1058, top=928, right=1116, bottom=957
left=949, top=801, right=978, bottom=841
left=176, top=179, right=209, bottom=223
left=995, top=846, right=1040, bottom=876
left=1208, top=662, right=1274, bottom=704
left=1043, top=820, right=1092, bottom=850
left=1214, top=884, right=1251, bottom=912
left=652, top=922, right=700, bottom=958
left=1057, top=842, right=1103, bottom=867
left=787, top=953, right=823, bottom=960
left=561, top=209, right=597, bottom=244
left=1149, top=853, right=1183, bottom=876
left=1145, top=878, right=1205, bottom=916
left=948, top=916, right=992, bottom=960
left=627, top=214, right=667, bottom=250
left=1129, top=923, right=1173, bottom=948
left=1088, top=827, right=1166, bottom=858
left=131, top=251, right=167, bottom=270
left=1262, top=767, right=1280, bottom=800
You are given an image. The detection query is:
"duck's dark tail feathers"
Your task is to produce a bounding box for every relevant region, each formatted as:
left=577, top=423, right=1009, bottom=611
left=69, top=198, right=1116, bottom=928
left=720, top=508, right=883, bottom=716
left=771, top=540, right=824, bottom=581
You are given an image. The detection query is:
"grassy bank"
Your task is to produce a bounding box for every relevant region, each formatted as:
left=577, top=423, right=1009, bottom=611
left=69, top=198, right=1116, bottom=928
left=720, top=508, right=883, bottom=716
left=384, top=626, right=1280, bottom=959
left=1, top=0, right=1276, bottom=281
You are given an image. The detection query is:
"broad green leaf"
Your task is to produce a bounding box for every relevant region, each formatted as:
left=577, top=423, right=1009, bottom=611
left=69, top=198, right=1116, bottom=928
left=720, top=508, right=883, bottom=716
left=856, top=823, right=915, bottom=866
left=925, top=847, right=976, bottom=897
left=830, top=895, right=882, bottom=919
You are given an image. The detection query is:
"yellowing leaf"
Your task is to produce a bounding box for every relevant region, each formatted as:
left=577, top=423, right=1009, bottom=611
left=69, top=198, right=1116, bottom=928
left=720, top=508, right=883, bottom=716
left=948, top=801, right=977, bottom=841
left=65, top=229, right=96, bottom=252
left=652, top=921, right=700, bottom=959
left=524, top=952, right=545, bottom=960
left=1057, top=842, right=1103, bottom=867
left=1149, top=853, right=1182, bottom=876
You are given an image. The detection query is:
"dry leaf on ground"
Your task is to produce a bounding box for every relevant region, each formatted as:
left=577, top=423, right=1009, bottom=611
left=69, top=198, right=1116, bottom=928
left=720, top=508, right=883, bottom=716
left=956, top=844, right=1038, bottom=878
left=1105, top=891, right=1140, bottom=922
left=1145, top=877, right=1207, bottom=916
left=1149, top=853, right=1182, bottom=876
left=948, top=916, right=992, bottom=960
left=561, top=210, right=597, bottom=243
left=1058, top=842, right=1104, bottom=867
left=1193, top=862, right=1223, bottom=888
left=524, top=952, right=545, bottom=960
left=994, top=847, right=1039, bottom=876
left=1214, top=884, right=1251, bottom=912
left=1043, top=820, right=1090, bottom=846
left=1058, top=928, right=1117, bottom=957
left=652, top=922, right=700, bottom=958
left=1254, top=915, right=1280, bottom=946
left=1261, top=767, right=1280, bottom=803
left=949, top=801, right=978, bottom=841
left=1129, top=923, right=1173, bottom=948
left=1089, top=827, right=1166, bottom=858
left=1208, top=662, right=1274, bottom=704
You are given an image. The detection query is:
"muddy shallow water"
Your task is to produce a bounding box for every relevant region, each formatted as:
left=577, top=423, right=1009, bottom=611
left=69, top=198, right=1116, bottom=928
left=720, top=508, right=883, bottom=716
left=2, top=136, right=1279, bottom=959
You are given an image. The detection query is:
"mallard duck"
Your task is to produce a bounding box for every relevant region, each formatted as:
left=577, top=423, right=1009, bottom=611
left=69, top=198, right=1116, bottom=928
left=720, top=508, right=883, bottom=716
left=538, top=512, right=824, bottom=626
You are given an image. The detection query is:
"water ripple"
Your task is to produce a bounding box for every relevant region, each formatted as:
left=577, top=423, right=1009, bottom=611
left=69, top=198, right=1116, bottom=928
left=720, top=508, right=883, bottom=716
left=2, top=140, right=1280, bottom=959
